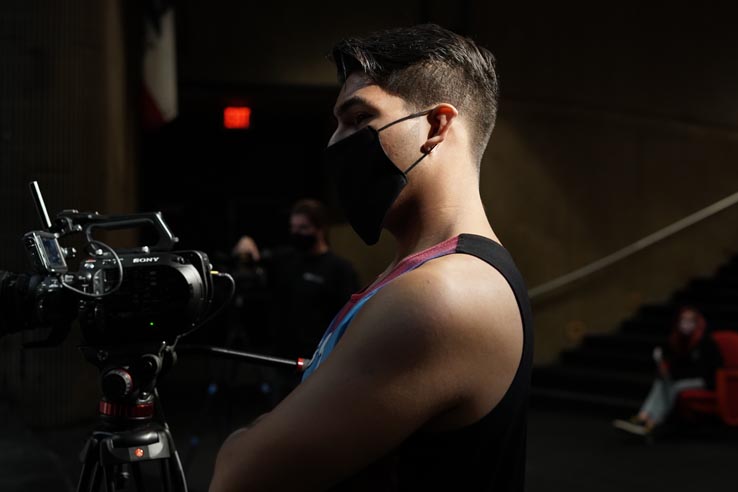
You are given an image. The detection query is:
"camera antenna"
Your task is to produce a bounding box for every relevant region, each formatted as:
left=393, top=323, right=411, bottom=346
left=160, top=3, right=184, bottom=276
left=29, top=180, right=53, bottom=231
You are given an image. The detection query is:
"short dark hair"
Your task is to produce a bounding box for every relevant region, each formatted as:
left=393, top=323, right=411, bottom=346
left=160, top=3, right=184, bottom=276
left=330, top=23, right=499, bottom=165
left=291, top=199, right=328, bottom=229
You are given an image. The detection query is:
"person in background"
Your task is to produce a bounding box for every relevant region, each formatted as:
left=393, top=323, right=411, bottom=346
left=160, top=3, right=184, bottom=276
left=233, top=198, right=359, bottom=360
left=613, top=306, right=723, bottom=436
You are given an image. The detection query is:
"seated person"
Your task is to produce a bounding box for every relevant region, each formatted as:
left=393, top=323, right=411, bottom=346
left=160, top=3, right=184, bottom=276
left=613, top=306, right=723, bottom=436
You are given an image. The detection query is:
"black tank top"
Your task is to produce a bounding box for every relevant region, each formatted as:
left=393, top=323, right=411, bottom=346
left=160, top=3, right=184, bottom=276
left=320, top=234, right=534, bottom=491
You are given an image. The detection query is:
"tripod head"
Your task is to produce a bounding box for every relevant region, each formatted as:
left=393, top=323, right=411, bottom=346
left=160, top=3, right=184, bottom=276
left=76, top=341, right=188, bottom=492
left=80, top=342, right=176, bottom=423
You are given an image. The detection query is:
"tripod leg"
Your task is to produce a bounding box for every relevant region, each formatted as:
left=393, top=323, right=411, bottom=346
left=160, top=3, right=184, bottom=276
left=170, top=450, right=188, bottom=492
left=77, top=461, right=103, bottom=492
left=90, top=462, right=103, bottom=492
left=159, top=458, right=172, bottom=492
left=163, top=428, right=188, bottom=492
left=77, top=462, right=92, bottom=492
left=78, top=436, right=101, bottom=492
left=102, top=464, right=117, bottom=492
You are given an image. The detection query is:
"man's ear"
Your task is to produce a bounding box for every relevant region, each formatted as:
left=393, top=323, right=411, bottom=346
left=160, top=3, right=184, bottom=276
left=422, top=104, right=458, bottom=153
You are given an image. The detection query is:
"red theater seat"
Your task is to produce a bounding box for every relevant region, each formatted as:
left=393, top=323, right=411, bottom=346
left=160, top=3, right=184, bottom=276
left=678, top=331, right=738, bottom=426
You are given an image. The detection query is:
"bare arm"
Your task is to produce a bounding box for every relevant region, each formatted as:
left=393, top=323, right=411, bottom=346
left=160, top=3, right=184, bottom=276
left=209, top=255, right=522, bottom=491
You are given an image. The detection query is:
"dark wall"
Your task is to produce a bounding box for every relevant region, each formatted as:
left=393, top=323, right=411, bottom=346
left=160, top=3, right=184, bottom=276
left=140, top=84, right=338, bottom=259
left=468, top=3, right=738, bottom=361
left=0, top=0, right=138, bottom=426
left=476, top=3, right=738, bottom=129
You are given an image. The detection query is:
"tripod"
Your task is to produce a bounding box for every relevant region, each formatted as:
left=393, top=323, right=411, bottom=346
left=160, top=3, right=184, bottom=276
left=75, top=343, right=187, bottom=492
left=74, top=342, right=306, bottom=491
left=76, top=396, right=187, bottom=492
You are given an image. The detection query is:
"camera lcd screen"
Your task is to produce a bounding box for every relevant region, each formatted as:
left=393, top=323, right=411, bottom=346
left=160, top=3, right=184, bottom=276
left=41, top=236, right=66, bottom=269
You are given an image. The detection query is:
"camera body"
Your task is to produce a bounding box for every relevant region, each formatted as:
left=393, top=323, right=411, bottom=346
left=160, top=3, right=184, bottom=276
left=75, top=249, right=212, bottom=344
left=19, top=183, right=217, bottom=346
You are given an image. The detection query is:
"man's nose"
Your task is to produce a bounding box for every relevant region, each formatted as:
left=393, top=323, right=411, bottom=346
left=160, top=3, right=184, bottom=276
left=328, top=126, right=357, bottom=147
left=328, top=130, right=340, bottom=147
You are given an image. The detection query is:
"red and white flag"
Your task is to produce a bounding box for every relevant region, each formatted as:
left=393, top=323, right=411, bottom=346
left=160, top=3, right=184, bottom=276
left=142, top=1, right=178, bottom=131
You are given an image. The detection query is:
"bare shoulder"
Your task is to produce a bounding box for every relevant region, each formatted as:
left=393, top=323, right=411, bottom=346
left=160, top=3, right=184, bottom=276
left=365, top=252, right=521, bottom=342
left=349, top=252, right=524, bottom=428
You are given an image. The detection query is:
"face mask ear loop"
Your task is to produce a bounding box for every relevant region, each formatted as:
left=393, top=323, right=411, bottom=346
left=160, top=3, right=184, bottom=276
left=402, top=149, right=431, bottom=175
left=377, top=109, right=433, bottom=132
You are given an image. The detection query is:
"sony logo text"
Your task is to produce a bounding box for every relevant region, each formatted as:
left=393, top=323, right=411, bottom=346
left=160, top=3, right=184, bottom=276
left=132, top=257, right=160, bottom=264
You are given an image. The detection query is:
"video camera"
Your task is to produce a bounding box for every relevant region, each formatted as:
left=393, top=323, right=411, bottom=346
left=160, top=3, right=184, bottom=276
left=20, top=181, right=220, bottom=347
left=0, top=181, right=237, bottom=490
left=3, top=182, right=305, bottom=491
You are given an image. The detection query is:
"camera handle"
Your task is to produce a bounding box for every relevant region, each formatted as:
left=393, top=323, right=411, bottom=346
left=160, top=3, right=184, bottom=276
left=30, top=179, right=179, bottom=252
left=81, top=212, right=179, bottom=253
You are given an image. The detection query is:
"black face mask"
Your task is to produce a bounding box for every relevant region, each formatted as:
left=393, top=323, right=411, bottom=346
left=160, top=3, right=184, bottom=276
left=323, top=110, right=433, bottom=245
left=290, top=232, right=318, bottom=252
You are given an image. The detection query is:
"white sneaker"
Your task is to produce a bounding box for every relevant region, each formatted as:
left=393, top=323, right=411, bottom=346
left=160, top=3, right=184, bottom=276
left=612, top=419, right=650, bottom=436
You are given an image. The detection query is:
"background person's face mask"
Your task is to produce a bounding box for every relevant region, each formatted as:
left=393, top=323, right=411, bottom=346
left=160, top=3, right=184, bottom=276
left=323, top=109, right=432, bottom=245
left=290, top=232, right=318, bottom=252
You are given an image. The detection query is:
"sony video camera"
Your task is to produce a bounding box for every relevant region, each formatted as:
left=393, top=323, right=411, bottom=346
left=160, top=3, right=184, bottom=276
left=21, top=181, right=220, bottom=347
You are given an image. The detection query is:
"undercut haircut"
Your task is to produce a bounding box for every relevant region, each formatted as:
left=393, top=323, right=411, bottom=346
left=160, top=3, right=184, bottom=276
left=330, top=23, right=500, bottom=167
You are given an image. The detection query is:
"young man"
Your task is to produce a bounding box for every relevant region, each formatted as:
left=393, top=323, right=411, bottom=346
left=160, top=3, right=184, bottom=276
left=210, top=24, right=533, bottom=491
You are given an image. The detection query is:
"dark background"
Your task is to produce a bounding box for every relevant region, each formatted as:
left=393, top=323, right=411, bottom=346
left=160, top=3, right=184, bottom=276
left=139, top=84, right=338, bottom=255
left=2, top=1, right=738, bottom=491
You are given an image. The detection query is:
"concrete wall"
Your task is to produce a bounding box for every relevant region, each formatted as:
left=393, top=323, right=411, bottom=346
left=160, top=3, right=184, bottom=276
left=487, top=105, right=738, bottom=363
left=468, top=3, right=738, bottom=363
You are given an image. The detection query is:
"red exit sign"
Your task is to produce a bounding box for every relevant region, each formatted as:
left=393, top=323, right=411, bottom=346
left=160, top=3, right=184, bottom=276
left=223, top=106, right=251, bottom=129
